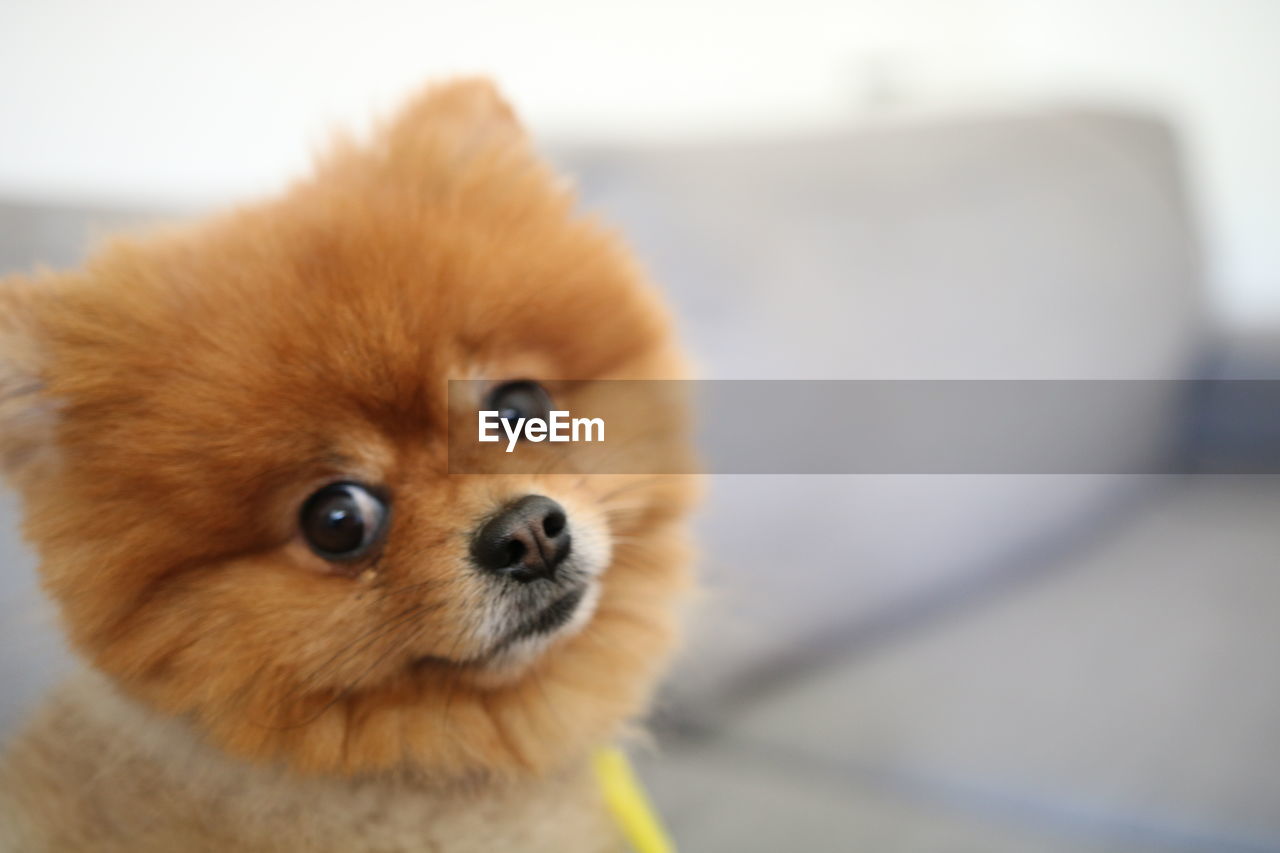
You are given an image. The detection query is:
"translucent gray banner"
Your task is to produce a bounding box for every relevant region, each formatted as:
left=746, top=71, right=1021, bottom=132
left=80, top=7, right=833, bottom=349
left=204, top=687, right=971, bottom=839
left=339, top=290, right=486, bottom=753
left=447, top=380, right=1280, bottom=474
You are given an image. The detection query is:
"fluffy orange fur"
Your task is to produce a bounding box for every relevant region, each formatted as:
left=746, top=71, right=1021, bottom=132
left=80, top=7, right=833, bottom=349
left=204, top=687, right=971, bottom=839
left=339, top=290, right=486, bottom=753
left=0, top=76, right=694, bottom=816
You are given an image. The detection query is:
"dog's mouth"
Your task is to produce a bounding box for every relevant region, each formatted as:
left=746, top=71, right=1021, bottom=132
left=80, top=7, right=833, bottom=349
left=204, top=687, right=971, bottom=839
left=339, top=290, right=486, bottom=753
left=410, top=585, right=588, bottom=672
left=502, top=587, right=585, bottom=646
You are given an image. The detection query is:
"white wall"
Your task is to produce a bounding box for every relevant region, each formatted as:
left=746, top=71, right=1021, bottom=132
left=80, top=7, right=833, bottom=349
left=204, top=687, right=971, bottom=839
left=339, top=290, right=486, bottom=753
left=0, top=0, right=1276, bottom=325
left=997, top=0, right=1280, bottom=330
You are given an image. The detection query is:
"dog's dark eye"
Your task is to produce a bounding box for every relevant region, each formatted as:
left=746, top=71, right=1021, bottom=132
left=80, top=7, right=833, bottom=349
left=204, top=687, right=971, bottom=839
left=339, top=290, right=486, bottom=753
left=299, top=482, right=388, bottom=560
left=485, top=380, right=552, bottom=424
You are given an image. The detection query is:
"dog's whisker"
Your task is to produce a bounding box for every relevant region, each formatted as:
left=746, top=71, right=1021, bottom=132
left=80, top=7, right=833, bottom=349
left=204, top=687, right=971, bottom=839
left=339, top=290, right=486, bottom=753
left=267, top=602, right=441, bottom=731
left=278, top=602, right=436, bottom=711
left=0, top=380, right=45, bottom=402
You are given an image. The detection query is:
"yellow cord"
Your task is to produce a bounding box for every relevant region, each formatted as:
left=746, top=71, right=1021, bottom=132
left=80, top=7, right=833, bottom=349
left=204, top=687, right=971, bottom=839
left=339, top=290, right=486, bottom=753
left=593, top=747, right=676, bottom=853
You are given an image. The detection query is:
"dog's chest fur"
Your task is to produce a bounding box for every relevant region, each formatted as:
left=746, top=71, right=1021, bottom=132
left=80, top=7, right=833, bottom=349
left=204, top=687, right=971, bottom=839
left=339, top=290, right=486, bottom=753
left=0, top=674, right=623, bottom=852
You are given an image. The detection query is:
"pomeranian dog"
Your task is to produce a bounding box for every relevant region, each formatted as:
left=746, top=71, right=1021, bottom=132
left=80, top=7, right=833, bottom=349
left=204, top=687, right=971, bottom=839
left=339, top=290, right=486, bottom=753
left=0, top=79, right=695, bottom=851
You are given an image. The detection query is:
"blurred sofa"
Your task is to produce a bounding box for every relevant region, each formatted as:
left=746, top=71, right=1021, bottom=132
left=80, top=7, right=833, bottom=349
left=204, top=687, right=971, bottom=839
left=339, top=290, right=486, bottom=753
left=3, top=106, right=1277, bottom=850
left=560, top=110, right=1280, bottom=849
left=0, top=105, right=1218, bottom=734
left=562, top=108, right=1209, bottom=718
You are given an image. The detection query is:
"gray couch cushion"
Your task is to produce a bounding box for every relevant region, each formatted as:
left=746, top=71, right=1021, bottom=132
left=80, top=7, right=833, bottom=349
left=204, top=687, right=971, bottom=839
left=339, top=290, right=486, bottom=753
left=565, top=109, right=1203, bottom=380
left=557, top=109, right=1206, bottom=709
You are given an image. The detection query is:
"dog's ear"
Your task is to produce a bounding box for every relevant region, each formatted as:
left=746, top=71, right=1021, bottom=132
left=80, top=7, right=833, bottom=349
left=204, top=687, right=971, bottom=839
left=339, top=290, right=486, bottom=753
left=331, top=77, right=538, bottom=185
left=391, top=77, right=526, bottom=148
left=313, top=77, right=562, bottom=202
left=0, top=275, right=58, bottom=484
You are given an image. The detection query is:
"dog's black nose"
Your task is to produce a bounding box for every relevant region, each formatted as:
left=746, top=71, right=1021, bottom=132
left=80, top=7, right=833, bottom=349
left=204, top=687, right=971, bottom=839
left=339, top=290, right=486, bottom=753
left=470, top=495, right=571, bottom=582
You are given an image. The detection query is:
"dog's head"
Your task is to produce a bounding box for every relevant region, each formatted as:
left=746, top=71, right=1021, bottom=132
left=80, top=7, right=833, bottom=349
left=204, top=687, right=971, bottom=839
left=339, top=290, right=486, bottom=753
left=0, top=79, right=695, bottom=777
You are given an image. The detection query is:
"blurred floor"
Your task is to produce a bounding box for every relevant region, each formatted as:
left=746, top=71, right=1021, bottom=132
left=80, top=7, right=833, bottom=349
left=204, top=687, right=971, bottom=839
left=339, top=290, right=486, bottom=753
left=640, top=476, right=1280, bottom=852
